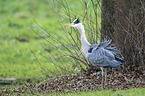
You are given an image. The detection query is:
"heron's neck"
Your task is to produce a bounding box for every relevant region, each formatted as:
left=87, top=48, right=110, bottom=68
left=76, top=24, right=91, bottom=55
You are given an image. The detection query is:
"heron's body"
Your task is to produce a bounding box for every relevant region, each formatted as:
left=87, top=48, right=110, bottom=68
left=64, top=18, right=125, bottom=88
left=86, top=40, right=125, bottom=70
left=72, top=21, right=125, bottom=69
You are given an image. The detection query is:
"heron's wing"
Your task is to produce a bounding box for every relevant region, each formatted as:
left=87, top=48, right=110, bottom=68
left=87, top=40, right=123, bottom=69
left=93, top=40, right=121, bottom=54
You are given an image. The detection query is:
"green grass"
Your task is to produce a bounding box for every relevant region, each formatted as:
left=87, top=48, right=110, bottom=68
left=0, top=0, right=56, bottom=81
left=0, top=0, right=101, bottom=82
left=60, top=88, right=145, bottom=96
left=0, top=0, right=76, bottom=79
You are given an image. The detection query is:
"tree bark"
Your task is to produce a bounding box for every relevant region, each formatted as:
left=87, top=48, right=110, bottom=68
left=101, top=0, right=145, bottom=70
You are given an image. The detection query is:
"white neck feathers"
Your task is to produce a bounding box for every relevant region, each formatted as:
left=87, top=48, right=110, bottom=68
left=76, top=23, right=91, bottom=55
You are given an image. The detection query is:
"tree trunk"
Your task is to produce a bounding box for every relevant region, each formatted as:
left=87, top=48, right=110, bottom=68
left=101, top=0, right=145, bottom=70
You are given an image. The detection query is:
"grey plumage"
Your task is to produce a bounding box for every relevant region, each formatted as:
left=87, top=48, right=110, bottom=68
left=86, top=40, right=125, bottom=70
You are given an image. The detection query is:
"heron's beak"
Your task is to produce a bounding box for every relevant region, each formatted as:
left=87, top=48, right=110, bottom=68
left=63, top=24, right=73, bottom=26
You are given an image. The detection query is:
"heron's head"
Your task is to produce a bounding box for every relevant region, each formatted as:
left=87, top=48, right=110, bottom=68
left=64, top=18, right=82, bottom=28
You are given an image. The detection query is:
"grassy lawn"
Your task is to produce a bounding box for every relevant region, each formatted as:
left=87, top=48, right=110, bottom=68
left=58, top=88, right=145, bottom=96
left=0, top=0, right=50, bottom=82
left=0, top=0, right=144, bottom=95
left=0, top=0, right=101, bottom=82
left=0, top=0, right=72, bottom=81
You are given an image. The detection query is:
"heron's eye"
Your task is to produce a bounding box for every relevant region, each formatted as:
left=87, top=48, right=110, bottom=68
left=74, top=18, right=80, bottom=24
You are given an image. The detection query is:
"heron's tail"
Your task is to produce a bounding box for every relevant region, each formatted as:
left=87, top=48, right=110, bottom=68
left=115, top=56, right=125, bottom=63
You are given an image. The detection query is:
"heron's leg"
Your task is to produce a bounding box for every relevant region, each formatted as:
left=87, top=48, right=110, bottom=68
left=105, top=68, right=107, bottom=87
left=100, top=67, right=104, bottom=88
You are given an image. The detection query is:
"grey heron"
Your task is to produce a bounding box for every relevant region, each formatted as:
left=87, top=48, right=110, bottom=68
left=64, top=18, right=125, bottom=87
